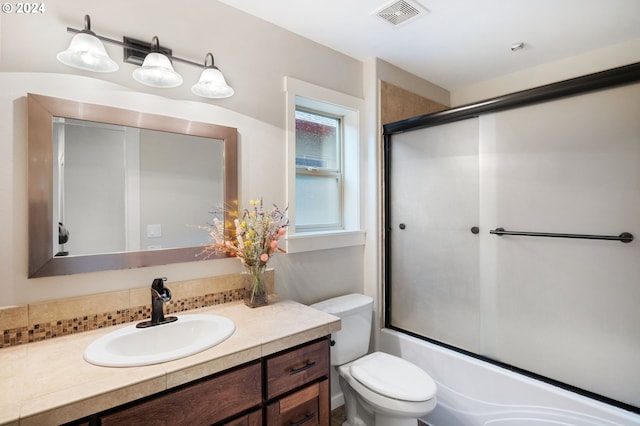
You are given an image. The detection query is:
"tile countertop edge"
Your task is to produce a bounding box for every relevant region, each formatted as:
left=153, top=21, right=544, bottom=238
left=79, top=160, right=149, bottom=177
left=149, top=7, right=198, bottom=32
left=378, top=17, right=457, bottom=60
left=0, top=405, right=20, bottom=426
left=4, top=297, right=342, bottom=426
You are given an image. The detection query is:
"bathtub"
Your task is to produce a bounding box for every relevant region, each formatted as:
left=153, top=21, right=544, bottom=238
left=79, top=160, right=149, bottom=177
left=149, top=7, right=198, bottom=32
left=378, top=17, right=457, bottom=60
left=379, top=329, right=640, bottom=426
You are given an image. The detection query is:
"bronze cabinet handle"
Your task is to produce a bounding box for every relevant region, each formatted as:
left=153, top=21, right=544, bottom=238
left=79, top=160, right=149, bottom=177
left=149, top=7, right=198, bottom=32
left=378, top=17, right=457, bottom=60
left=289, top=413, right=315, bottom=426
left=288, top=360, right=316, bottom=375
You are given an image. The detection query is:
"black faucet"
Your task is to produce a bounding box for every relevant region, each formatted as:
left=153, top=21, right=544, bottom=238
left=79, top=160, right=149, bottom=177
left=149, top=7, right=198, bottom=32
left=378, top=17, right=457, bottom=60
left=136, top=277, right=178, bottom=328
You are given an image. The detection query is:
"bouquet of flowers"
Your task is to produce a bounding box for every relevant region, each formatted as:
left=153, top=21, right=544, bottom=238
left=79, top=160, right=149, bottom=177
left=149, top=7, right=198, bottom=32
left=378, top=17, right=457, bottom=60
left=203, top=198, right=288, bottom=306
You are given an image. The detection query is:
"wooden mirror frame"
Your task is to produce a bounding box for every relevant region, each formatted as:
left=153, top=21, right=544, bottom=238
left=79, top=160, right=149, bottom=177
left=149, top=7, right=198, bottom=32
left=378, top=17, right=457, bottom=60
left=28, top=93, right=238, bottom=278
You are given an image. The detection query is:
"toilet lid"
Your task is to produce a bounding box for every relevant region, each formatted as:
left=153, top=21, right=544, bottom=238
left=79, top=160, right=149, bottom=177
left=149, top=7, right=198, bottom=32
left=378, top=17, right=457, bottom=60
left=350, top=352, right=436, bottom=402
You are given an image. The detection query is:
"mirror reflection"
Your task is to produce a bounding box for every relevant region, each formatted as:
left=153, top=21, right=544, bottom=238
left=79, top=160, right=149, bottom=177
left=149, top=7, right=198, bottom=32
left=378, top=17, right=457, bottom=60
left=28, top=93, right=238, bottom=278
left=52, top=118, right=225, bottom=257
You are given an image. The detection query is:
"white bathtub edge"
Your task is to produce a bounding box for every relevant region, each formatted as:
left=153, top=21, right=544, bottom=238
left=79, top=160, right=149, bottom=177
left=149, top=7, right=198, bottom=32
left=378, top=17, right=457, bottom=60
left=379, top=329, right=640, bottom=426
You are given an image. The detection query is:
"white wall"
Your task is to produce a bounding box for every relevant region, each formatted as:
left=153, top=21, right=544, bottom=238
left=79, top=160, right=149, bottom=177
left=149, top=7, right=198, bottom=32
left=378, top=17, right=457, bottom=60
left=138, top=130, right=223, bottom=251
left=451, top=38, right=640, bottom=106
left=61, top=120, right=127, bottom=255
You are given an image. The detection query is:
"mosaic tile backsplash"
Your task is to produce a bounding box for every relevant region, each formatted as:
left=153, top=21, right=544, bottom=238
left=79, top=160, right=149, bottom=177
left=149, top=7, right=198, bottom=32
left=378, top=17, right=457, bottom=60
left=0, top=271, right=273, bottom=349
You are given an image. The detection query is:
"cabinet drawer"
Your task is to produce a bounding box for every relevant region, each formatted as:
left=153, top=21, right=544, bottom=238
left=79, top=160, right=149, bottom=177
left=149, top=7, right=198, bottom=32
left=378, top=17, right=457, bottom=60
left=100, top=362, right=261, bottom=426
left=266, top=380, right=329, bottom=426
left=265, top=338, right=330, bottom=399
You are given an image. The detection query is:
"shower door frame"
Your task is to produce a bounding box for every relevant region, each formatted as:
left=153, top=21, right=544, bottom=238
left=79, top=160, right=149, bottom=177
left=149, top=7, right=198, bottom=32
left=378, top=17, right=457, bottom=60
left=382, top=61, right=640, bottom=414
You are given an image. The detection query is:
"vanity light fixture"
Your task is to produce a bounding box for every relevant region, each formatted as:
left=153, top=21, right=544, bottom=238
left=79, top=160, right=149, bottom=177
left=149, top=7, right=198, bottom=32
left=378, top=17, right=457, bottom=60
left=132, top=36, right=183, bottom=88
left=57, top=15, right=234, bottom=97
left=191, top=53, right=235, bottom=99
left=56, top=15, right=119, bottom=73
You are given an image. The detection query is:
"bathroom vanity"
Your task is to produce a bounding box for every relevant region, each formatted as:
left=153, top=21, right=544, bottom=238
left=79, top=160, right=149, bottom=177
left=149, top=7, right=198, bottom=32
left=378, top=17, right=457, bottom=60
left=95, top=338, right=329, bottom=426
left=0, top=297, right=339, bottom=426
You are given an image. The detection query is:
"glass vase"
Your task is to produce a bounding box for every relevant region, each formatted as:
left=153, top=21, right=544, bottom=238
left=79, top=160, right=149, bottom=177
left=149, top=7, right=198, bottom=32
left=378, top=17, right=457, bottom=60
left=244, top=264, right=268, bottom=308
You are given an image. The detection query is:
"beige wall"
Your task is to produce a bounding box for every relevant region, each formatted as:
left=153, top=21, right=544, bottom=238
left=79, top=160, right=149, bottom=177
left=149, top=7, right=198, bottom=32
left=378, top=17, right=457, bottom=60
left=0, top=70, right=368, bottom=306
left=0, top=0, right=368, bottom=306
left=0, top=0, right=363, bottom=129
left=2, top=0, right=637, bottom=311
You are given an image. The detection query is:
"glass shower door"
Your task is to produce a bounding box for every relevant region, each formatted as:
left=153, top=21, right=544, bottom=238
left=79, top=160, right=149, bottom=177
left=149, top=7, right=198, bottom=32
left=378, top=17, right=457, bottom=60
left=385, top=82, right=640, bottom=409
left=388, top=118, right=481, bottom=353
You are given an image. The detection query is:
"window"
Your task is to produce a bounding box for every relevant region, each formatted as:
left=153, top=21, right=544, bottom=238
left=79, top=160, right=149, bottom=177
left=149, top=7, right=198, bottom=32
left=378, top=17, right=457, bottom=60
left=284, top=76, right=365, bottom=253
left=295, top=108, right=343, bottom=231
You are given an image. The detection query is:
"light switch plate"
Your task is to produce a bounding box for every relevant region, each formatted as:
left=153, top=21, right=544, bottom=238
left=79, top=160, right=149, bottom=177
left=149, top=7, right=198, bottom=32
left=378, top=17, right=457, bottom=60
left=147, top=223, right=162, bottom=238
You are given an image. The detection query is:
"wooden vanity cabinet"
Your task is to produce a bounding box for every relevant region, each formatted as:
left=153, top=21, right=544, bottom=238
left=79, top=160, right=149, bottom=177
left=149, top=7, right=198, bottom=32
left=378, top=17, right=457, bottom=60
left=220, top=409, right=262, bottom=426
left=264, top=338, right=330, bottom=425
left=87, top=337, right=330, bottom=426
left=265, top=338, right=330, bottom=400
left=266, top=381, right=329, bottom=426
left=100, top=361, right=262, bottom=426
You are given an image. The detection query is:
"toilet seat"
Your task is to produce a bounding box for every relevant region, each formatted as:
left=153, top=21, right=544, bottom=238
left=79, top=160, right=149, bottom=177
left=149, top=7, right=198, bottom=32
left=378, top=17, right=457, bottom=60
left=350, top=352, right=437, bottom=402
left=338, top=358, right=437, bottom=419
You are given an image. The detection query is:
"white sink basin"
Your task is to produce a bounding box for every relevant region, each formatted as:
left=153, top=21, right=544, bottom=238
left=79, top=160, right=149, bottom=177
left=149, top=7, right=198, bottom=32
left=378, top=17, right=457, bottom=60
left=84, top=314, right=235, bottom=367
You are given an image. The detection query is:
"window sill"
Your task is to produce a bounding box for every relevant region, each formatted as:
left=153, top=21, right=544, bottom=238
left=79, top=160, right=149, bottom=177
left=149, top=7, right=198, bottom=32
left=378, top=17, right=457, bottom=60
left=284, top=230, right=366, bottom=254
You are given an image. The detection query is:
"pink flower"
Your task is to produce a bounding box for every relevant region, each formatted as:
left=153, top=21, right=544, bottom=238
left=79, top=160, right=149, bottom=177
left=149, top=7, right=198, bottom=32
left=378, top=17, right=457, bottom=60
left=201, top=198, right=288, bottom=262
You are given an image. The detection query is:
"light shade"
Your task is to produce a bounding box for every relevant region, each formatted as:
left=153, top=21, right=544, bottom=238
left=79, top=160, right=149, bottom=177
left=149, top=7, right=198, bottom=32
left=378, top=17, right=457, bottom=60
left=191, top=67, right=234, bottom=99
left=57, top=32, right=119, bottom=73
left=132, top=52, right=183, bottom=88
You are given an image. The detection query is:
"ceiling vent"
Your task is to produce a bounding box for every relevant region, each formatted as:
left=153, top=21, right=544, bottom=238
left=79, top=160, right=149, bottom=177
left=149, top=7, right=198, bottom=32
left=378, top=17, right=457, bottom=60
left=374, top=0, right=428, bottom=27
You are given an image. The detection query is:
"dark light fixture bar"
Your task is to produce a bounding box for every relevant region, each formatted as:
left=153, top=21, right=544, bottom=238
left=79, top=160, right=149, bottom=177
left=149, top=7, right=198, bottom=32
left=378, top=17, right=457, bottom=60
left=65, top=26, right=202, bottom=68
left=489, top=227, right=634, bottom=243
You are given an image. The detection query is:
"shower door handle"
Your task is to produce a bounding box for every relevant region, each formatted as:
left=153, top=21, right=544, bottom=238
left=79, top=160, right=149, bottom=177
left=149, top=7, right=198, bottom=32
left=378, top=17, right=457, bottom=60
left=399, top=224, right=480, bottom=233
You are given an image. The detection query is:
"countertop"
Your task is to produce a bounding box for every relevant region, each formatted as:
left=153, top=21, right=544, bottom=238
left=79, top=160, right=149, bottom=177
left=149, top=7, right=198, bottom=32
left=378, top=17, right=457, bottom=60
left=0, top=296, right=341, bottom=426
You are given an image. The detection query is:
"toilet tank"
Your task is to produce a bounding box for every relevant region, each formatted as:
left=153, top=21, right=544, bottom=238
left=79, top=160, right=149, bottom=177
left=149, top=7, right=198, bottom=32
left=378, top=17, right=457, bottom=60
left=310, top=293, right=373, bottom=366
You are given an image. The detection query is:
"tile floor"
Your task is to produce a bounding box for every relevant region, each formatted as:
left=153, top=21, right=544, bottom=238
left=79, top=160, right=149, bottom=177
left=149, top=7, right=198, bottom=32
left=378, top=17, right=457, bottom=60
left=330, top=406, right=346, bottom=426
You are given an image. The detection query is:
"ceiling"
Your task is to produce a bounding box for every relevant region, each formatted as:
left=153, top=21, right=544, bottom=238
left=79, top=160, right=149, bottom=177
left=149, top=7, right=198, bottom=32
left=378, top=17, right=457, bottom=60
left=218, top=0, right=640, bottom=91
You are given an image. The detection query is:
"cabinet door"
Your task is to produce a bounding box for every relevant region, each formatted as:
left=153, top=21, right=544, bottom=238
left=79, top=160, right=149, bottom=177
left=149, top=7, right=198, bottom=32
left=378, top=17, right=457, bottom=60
left=220, top=408, right=262, bottom=426
left=100, top=362, right=261, bottom=426
left=266, top=379, right=329, bottom=426
left=265, top=339, right=330, bottom=400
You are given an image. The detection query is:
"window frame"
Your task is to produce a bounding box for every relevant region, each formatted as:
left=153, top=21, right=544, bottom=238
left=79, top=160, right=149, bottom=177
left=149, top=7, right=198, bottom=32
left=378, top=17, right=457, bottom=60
left=284, top=76, right=366, bottom=253
left=294, top=106, right=344, bottom=232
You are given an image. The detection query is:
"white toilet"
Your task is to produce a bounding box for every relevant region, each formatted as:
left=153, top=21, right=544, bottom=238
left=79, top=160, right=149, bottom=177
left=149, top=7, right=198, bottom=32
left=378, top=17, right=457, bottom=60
left=311, top=294, right=437, bottom=426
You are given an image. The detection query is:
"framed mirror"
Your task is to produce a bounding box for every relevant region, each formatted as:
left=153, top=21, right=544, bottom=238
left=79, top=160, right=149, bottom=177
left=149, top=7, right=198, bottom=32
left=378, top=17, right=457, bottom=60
left=28, top=93, right=237, bottom=278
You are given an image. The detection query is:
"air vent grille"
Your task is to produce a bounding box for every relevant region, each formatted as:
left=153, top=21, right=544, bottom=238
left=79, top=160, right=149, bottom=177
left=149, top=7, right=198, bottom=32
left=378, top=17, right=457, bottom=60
left=374, top=0, right=428, bottom=27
